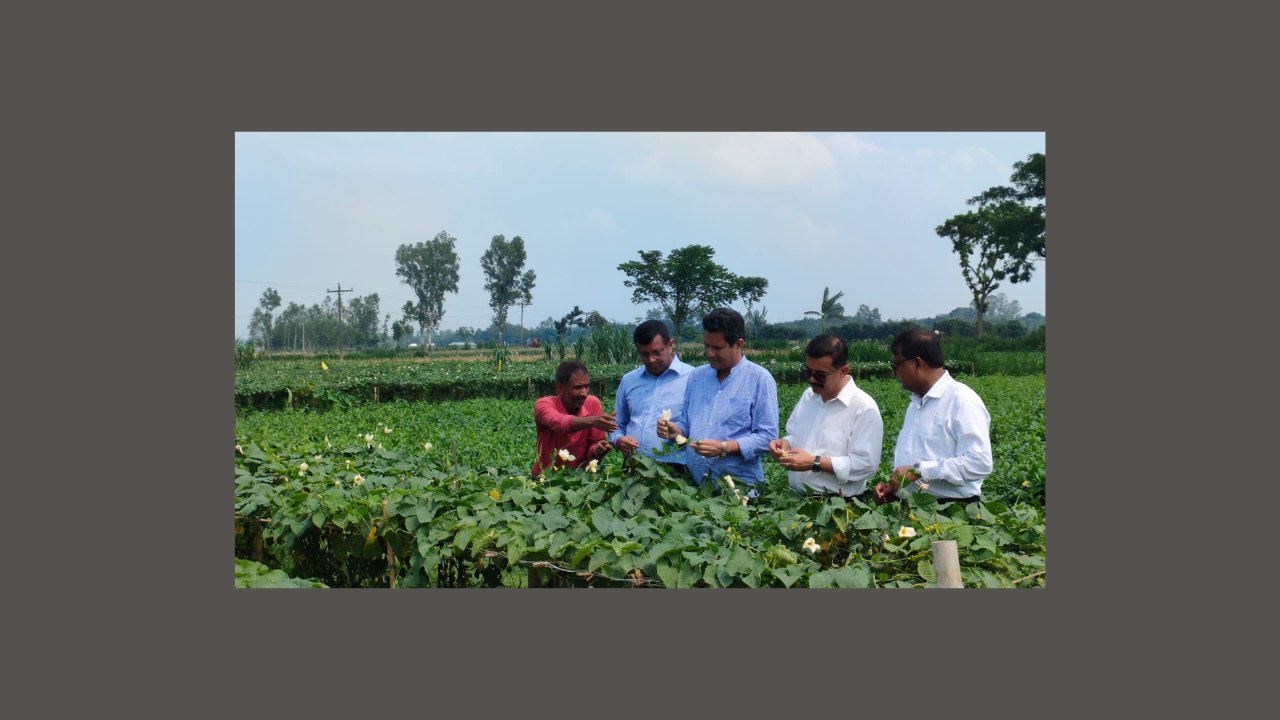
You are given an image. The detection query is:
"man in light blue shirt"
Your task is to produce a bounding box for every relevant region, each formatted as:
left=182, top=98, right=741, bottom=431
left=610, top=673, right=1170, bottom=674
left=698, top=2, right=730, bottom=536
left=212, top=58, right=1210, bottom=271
left=609, top=320, right=693, bottom=475
left=661, top=308, right=779, bottom=487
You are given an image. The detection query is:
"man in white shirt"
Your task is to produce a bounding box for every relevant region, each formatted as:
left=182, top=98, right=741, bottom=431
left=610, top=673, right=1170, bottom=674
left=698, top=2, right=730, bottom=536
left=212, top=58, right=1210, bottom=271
left=872, top=328, right=993, bottom=506
left=769, top=334, right=883, bottom=502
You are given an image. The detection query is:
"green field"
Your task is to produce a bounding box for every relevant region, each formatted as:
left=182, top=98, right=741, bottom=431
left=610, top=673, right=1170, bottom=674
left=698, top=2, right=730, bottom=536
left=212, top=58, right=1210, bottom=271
left=235, top=374, right=1045, bottom=588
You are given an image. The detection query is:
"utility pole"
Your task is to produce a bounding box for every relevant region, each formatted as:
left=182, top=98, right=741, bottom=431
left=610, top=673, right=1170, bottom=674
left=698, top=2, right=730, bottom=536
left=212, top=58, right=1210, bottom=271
left=328, top=283, right=351, bottom=361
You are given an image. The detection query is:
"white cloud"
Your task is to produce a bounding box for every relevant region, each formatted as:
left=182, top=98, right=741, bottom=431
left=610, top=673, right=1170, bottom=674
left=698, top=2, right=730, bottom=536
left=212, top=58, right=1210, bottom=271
left=827, top=134, right=886, bottom=161
left=627, top=132, right=839, bottom=191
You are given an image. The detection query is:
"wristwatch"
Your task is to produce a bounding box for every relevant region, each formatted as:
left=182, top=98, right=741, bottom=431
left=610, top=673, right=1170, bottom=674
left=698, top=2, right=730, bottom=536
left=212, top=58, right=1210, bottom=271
left=810, top=455, right=823, bottom=473
left=719, top=442, right=729, bottom=458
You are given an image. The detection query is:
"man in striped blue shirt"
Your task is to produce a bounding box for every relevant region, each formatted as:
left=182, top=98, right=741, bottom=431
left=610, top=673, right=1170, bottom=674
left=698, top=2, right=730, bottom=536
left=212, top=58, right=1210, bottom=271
left=660, top=308, right=779, bottom=488
left=609, top=320, right=694, bottom=475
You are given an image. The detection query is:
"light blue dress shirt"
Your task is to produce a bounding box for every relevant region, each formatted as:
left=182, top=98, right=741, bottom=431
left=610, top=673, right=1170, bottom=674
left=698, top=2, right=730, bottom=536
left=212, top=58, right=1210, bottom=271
left=681, top=357, right=779, bottom=485
left=608, top=355, right=693, bottom=465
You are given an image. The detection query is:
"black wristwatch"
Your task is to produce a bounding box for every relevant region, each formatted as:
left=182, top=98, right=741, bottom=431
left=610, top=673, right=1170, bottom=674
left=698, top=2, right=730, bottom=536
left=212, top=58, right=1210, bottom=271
left=810, top=455, right=823, bottom=473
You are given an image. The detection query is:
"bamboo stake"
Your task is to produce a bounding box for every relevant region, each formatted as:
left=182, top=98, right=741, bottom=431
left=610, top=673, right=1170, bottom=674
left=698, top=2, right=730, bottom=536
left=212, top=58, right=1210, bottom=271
left=931, top=540, right=963, bottom=588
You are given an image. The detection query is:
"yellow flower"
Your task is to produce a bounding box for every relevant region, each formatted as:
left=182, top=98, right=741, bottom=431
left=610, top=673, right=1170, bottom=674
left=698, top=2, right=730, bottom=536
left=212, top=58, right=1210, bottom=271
left=353, top=474, right=364, bottom=486
left=489, top=489, right=501, bottom=500
left=910, top=514, right=916, bottom=521
left=802, top=538, right=820, bottom=553
left=1022, top=481, right=1030, bottom=487
left=805, top=522, right=812, bottom=529
left=899, top=526, right=916, bottom=538
left=321, top=361, right=329, bottom=370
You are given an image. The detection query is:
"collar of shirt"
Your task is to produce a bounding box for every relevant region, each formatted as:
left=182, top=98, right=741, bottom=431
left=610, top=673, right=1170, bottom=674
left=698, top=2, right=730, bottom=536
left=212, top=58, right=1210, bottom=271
left=911, top=370, right=954, bottom=407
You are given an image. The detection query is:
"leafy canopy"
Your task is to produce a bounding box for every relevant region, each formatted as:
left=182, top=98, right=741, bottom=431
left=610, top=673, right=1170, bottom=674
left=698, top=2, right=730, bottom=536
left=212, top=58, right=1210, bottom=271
left=617, top=245, right=740, bottom=339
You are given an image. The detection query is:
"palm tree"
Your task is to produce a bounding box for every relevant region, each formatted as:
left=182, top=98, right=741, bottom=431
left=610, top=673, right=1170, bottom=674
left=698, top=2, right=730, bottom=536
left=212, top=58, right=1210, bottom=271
left=804, top=287, right=846, bottom=333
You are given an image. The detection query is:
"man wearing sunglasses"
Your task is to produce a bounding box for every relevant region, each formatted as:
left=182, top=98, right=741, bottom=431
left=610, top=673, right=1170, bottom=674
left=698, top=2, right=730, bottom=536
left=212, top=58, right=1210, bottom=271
left=768, top=334, right=883, bottom=502
left=872, top=328, right=992, bottom=506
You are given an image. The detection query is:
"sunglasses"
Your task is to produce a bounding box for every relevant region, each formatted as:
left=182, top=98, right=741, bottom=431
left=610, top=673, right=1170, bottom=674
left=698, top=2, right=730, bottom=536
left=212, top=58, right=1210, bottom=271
left=799, top=365, right=833, bottom=383
left=890, top=357, right=918, bottom=372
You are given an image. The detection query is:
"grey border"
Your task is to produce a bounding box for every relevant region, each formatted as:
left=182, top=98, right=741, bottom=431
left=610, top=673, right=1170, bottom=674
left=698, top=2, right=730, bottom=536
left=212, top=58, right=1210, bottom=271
left=26, top=0, right=1208, bottom=713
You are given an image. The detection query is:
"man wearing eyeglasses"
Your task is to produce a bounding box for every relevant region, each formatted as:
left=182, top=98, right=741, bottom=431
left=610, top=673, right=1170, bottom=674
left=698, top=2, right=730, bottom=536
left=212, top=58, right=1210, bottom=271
left=872, top=328, right=993, bottom=506
left=659, top=307, right=779, bottom=490
left=768, top=334, right=883, bottom=502
left=608, top=320, right=694, bottom=477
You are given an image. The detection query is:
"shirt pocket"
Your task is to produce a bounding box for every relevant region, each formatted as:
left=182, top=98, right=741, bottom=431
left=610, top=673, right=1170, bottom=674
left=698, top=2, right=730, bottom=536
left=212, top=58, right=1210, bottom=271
left=721, top=397, right=753, bottom=432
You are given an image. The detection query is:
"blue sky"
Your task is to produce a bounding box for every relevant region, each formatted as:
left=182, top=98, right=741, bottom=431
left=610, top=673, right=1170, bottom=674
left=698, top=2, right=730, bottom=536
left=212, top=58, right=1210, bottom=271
left=235, top=132, right=1046, bottom=338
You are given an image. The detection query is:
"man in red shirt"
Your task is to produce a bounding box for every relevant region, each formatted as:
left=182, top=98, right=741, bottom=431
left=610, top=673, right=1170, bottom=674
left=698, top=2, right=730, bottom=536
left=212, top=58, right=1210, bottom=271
left=532, top=360, right=617, bottom=476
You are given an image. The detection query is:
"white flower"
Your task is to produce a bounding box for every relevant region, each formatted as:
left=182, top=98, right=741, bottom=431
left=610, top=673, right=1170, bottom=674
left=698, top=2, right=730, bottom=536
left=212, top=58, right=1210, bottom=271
left=313, top=455, right=321, bottom=461
left=587, top=459, right=599, bottom=473
left=742, top=496, right=749, bottom=506
left=299, top=463, right=308, bottom=473
left=353, top=474, right=364, bottom=486
left=423, top=442, right=433, bottom=452
left=345, top=460, right=352, bottom=469
left=898, top=526, right=916, bottom=538
left=235, top=444, right=243, bottom=454
left=334, top=479, right=341, bottom=487
left=558, top=449, right=575, bottom=463
left=676, top=436, right=688, bottom=445
left=325, top=436, right=331, bottom=448
left=364, top=434, right=374, bottom=443
left=378, top=444, right=384, bottom=449
left=377, top=423, right=383, bottom=427
left=918, top=482, right=930, bottom=491
left=384, top=427, right=392, bottom=434
left=802, top=538, right=819, bottom=553
left=662, top=409, right=672, bottom=421
left=723, top=475, right=736, bottom=491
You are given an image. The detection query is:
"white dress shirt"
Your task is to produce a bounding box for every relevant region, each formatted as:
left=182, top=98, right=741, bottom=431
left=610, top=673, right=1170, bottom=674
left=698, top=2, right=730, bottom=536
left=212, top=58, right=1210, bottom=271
left=894, top=371, right=993, bottom=500
left=782, top=378, right=883, bottom=496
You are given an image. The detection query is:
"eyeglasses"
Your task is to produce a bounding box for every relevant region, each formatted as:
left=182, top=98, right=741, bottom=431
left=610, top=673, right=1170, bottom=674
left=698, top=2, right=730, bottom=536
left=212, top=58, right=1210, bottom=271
left=799, top=365, right=831, bottom=383
left=890, top=357, right=917, bottom=372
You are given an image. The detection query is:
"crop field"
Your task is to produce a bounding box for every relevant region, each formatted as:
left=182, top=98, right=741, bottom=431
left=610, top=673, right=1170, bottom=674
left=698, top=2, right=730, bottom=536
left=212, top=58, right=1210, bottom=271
left=235, top=374, right=1045, bottom=588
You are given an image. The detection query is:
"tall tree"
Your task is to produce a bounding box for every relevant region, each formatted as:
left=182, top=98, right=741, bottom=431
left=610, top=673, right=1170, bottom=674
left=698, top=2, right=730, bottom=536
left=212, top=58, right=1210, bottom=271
left=966, top=152, right=1046, bottom=280
left=851, top=304, right=881, bottom=325
left=735, top=276, right=769, bottom=338
left=257, top=288, right=281, bottom=351
left=937, top=203, right=1032, bottom=338
left=395, top=231, right=461, bottom=350
left=554, top=306, right=584, bottom=341
left=515, top=269, right=536, bottom=347
left=584, top=310, right=609, bottom=332
left=479, top=234, right=529, bottom=346
left=617, top=245, right=739, bottom=341
left=745, top=305, right=768, bottom=338
left=804, top=287, right=846, bottom=333
left=970, top=292, right=1021, bottom=323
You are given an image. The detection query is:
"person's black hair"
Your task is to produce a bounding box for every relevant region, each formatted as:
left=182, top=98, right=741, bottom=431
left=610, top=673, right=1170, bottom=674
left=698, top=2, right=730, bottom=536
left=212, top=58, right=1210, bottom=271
left=634, top=319, right=672, bottom=346
left=555, top=360, right=589, bottom=385
left=890, top=328, right=945, bottom=369
left=806, top=333, right=848, bottom=368
left=702, top=307, right=745, bottom=345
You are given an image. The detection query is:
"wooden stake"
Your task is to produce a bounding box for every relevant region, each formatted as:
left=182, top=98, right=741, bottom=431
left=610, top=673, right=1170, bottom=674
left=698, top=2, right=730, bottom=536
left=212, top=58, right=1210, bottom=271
left=931, top=540, right=963, bottom=588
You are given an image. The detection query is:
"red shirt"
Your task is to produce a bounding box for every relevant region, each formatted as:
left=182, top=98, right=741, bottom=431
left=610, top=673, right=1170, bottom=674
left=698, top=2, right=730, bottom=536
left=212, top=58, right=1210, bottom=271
left=532, top=395, right=606, bottom=476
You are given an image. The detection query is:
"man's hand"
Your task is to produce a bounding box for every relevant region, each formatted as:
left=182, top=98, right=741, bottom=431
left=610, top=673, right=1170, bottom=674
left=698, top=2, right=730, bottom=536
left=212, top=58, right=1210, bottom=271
left=589, top=413, right=619, bottom=433
left=656, top=418, right=686, bottom=440
left=891, top=464, right=922, bottom=486
left=768, top=438, right=792, bottom=460
left=872, top=479, right=900, bottom=506
left=615, top=435, right=640, bottom=456
left=777, top=448, right=814, bottom=471
left=591, top=438, right=612, bottom=459
left=690, top=439, right=729, bottom=458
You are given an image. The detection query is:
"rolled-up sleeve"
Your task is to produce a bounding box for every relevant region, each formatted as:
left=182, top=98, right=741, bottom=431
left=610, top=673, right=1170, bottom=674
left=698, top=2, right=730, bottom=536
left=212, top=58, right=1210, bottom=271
left=534, top=397, right=574, bottom=434
left=827, top=403, right=883, bottom=485
left=918, top=401, right=992, bottom=486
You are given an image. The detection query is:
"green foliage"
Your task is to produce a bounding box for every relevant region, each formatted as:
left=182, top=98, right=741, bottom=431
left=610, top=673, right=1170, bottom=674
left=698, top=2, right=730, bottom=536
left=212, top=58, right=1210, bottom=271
left=479, top=234, right=530, bottom=346
left=618, top=245, right=741, bottom=341
left=803, top=287, right=846, bottom=333
left=395, top=231, right=461, bottom=349
left=235, top=337, right=258, bottom=371
left=235, top=376, right=1045, bottom=587
left=234, top=558, right=327, bottom=588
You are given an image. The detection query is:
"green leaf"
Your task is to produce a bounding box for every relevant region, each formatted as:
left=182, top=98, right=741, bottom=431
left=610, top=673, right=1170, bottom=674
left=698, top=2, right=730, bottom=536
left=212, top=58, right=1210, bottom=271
left=772, top=565, right=805, bottom=588
left=588, top=549, right=613, bottom=573
left=830, top=563, right=873, bottom=588
left=311, top=511, right=326, bottom=529
left=453, top=528, right=474, bottom=552
left=656, top=558, right=678, bottom=588
left=677, top=562, right=700, bottom=588
left=725, top=548, right=755, bottom=576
